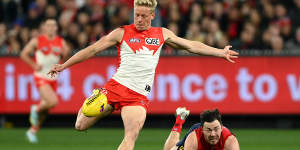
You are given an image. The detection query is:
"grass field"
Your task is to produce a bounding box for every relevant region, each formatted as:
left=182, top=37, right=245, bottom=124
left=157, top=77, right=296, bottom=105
left=1, top=128, right=300, bottom=150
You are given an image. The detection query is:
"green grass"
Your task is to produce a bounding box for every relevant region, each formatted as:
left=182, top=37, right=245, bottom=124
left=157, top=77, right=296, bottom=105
left=1, top=128, right=300, bottom=150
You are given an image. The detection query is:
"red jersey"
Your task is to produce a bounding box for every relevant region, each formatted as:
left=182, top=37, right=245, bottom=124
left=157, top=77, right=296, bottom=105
left=195, top=126, right=233, bottom=150
left=110, top=24, right=165, bottom=96
left=34, top=35, right=64, bottom=80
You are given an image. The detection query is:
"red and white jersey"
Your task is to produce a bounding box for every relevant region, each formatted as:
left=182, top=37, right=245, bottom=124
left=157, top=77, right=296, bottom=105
left=34, top=35, right=64, bottom=80
left=112, top=24, right=165, bottom=96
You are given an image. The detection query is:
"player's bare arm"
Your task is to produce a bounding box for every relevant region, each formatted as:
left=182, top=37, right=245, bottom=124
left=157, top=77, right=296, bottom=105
left=184, top=131, right=198, bottom=150
left=163, top=28, right=239, bottom=63
left=20, top=38, right=41, bottom=71
left=169, top=145, right=178, bottom=150
left=224, top=135, right=240, bottom=150
left=48, top=28, right=124, bottom=77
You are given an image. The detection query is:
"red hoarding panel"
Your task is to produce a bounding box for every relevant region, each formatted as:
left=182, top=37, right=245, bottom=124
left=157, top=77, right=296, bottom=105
left=1, top=57, right=300, bottom=114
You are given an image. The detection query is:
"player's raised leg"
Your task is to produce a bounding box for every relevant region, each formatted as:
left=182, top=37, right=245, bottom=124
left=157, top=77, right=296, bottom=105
left=75, top=88, right=114, bottom=131
left=164, top=107, right=190, bottom=150
left=118, top=106, right=146, bottom=150
left=75, top=104, right=114, bottom=131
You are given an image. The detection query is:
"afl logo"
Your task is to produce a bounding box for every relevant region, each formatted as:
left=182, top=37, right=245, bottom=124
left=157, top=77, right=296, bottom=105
left=41, top=46, right=48, bottom=52
left=129, top=38, right=140, bottom=43
left=145, top=38, right=160, bottom=45
left=52, top=47, right=61, bottom=52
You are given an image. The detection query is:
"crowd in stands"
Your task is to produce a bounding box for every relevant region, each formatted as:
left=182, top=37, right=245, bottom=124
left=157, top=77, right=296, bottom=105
left=0, top=0, right=300, bottom=55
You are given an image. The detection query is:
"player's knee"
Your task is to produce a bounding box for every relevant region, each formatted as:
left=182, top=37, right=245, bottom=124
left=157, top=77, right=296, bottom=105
left=47, top=100, right=58, bottom=109
left=43, top=97, right=58, bottom=109
left=50, top=100, right=58, bottom=107
left=75, top=122, right=87, bottom=131
left=125, top=129, right=140, bottom=141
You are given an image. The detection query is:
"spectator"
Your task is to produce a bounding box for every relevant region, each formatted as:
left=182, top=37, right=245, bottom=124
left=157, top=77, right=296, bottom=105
left=90, top=0, right=105, bottom=24
left=24, top=3, right=42, bottom=29
left=78, top=0, right=93, bottom=15
left=89, top=22, right=105, bottom=44
left=66, top=23, right=80, bottom=49
left=77, top=31, right=89, bottom=49
left=207, top=19, right=224, bottom=45
left=168, top=3, right=181, bottom=24
left=178, top=0, right=194, bottom=15
left=279, top=18, right=293, bottom=42
left=241, top=2, right=251, bottom=19
left=167, top=22, right=179, bottom=36
left=158, top=0, right=171, bottom=27
left=249, top=9, right=262, bottom=32
left=0, top=23, right=7, bottom=46
left=261, top=2, right=275, bottom=30
left=76, top=11, right=90, bottom=30
left=231, top=29, right=258, bottom=50
left=289, top=0, right=300, bottom=32
left=200, top=16, right=211, bottom=33
left=0, top=23, right=8, bottom=54
left=226, top=7, right=242, bottom=40
left=270, top=36, right=284, bottom=53
left=0, top=0, right=18, bottom=26
left=212, top=2, right=227, bottom=31
left=18, top=27, right=30, bottom=48
left=60, top=0, right=78, bottom=22
left=106, top=0, right=120, bottom=19
left=30, top=28, right=40, bottom=39
left=274, top=3, right=292, bottom=41
left=35, top=0, right=48, bottom=15
left=286, top=27, right=300, bottom=50
left=58, top=10, right=72, bottom=37
left=117, top=4, right=131, bottom=26
left=7, top=30, right=21, bottom=55
left=185, top=22, right=205, bottom=43
left=261, top=23, right=281, bottom=49
left=45, top=4, right=58, bottom=19
left=189, top=2, right=202, bottom=23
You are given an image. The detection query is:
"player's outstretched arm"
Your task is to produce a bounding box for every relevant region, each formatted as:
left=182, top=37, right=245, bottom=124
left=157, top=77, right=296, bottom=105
left=163, top=28, right=239, bottom=63
left=48, top=28, right=124, bottom=77
left=224, top=135, right=240, bottom=150
left=184, top=131, right=198, bottom=150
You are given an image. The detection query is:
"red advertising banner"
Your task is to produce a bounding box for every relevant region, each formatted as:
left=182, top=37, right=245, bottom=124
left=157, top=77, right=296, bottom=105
left=1, top=56, right=300, bottom=114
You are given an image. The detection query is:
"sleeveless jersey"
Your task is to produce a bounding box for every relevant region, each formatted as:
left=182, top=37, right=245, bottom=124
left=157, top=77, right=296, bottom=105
left=34, top=35, right=64, bottom=80
left=176, top=123, right=233, bottom=150
left=112, top=24, right=165, bottom=96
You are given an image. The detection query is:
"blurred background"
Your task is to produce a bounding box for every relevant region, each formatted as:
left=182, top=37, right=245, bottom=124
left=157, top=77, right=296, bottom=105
left=0, top=0, right=300, bottom=149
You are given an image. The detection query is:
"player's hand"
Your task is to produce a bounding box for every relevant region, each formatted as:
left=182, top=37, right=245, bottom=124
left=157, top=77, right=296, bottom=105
left=47, top=64, right=64, bottom=78
left=223, top=45, right=239, bottom=63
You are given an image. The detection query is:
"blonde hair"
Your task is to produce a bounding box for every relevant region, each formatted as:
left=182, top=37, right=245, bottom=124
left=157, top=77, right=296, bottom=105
left=134, top=0, right=157, bottom=12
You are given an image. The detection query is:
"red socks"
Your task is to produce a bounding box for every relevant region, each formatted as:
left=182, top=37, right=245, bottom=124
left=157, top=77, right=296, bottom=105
left=171, top=115, right=186, bottom=134
left=30, top=126, right=40, bottom=134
